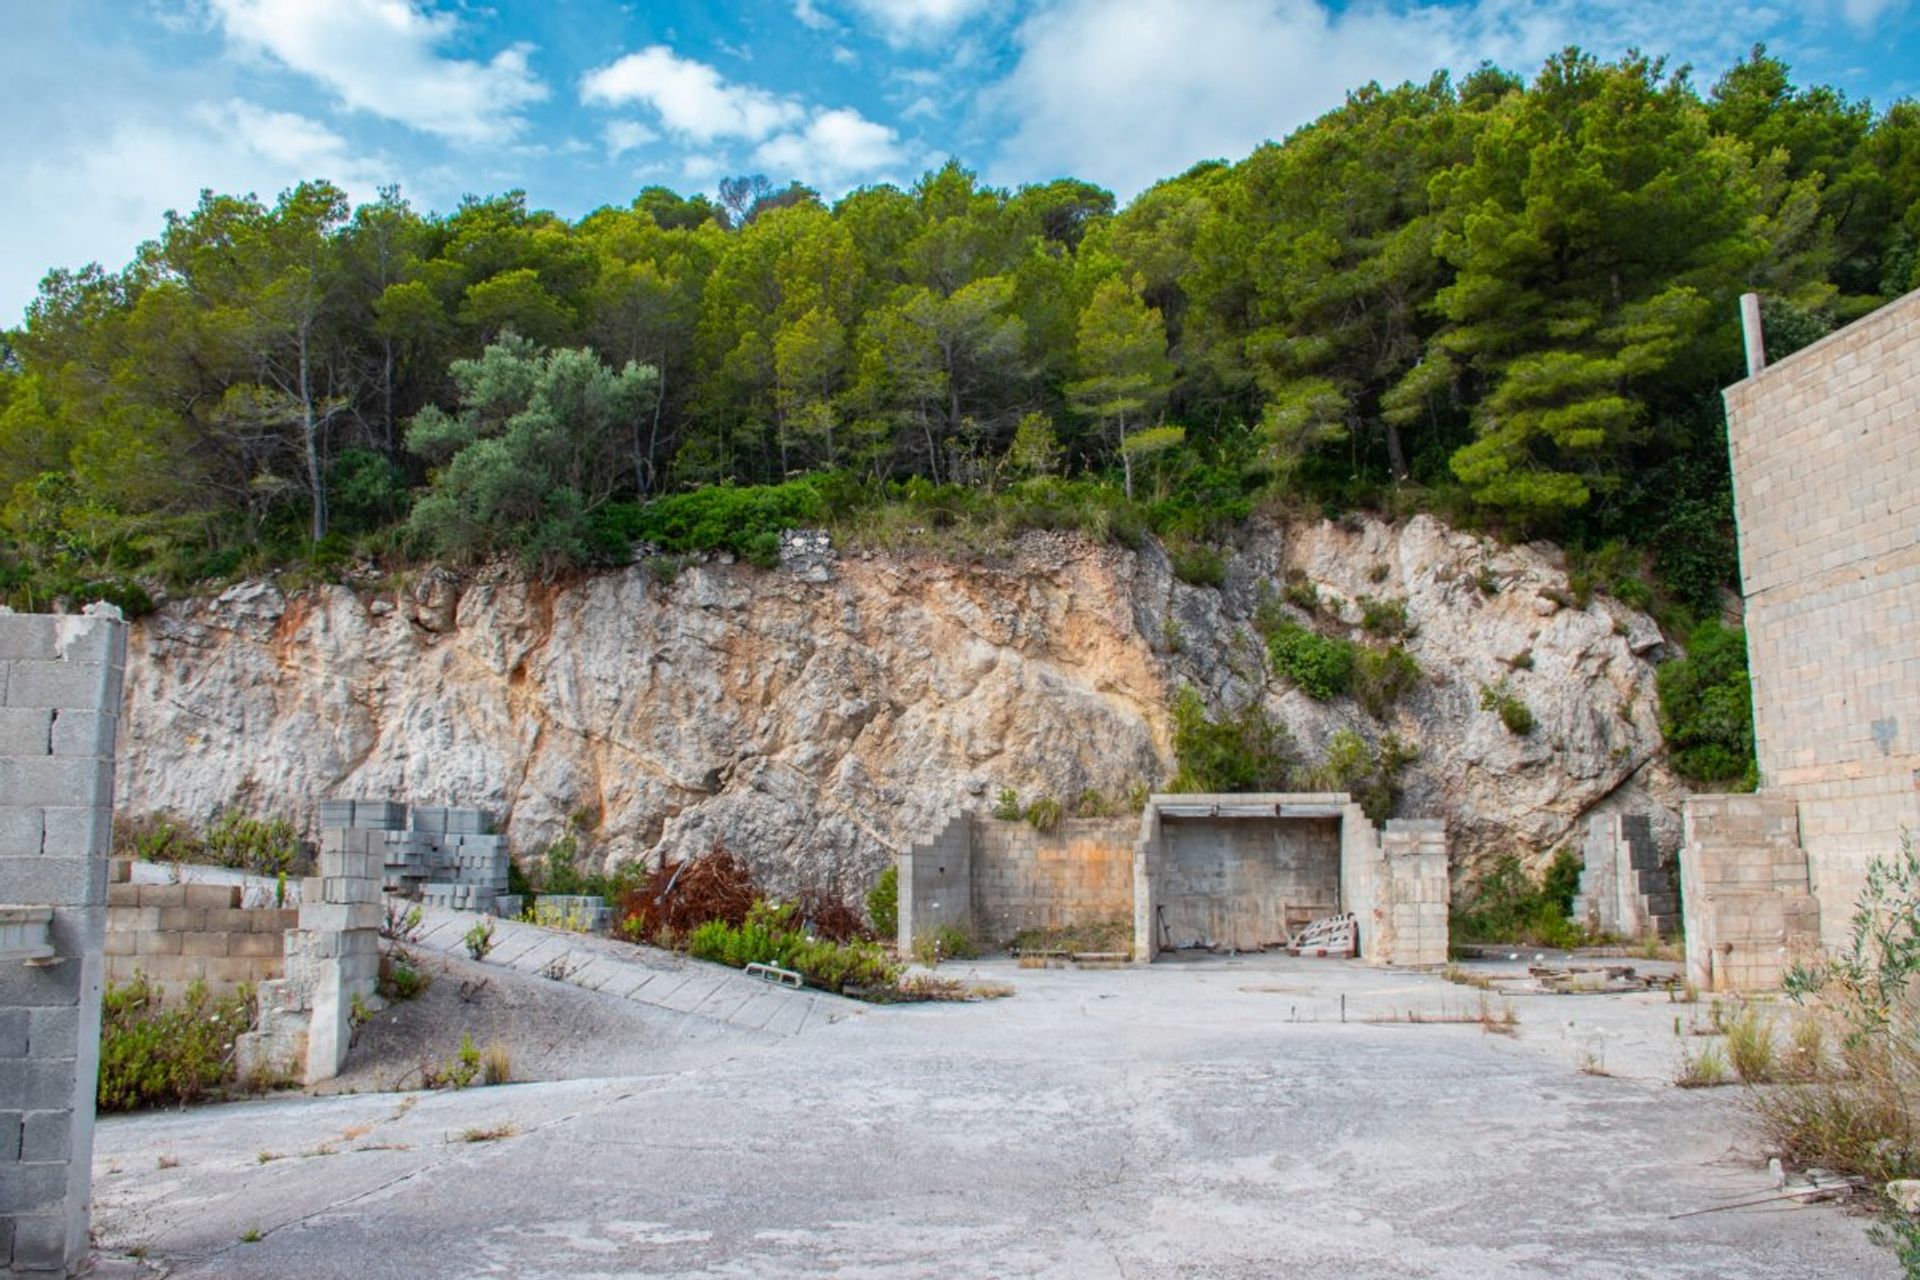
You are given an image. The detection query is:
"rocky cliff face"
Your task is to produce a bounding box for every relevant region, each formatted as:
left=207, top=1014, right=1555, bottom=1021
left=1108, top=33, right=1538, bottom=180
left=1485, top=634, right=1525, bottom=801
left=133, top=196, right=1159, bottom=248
left=117, top=515, right=1685, bottom=892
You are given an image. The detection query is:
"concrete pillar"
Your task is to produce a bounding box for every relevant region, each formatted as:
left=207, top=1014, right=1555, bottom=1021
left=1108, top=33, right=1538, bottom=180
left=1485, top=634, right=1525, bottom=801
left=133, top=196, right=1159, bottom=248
left=0, top=608, right=127, bottom=1275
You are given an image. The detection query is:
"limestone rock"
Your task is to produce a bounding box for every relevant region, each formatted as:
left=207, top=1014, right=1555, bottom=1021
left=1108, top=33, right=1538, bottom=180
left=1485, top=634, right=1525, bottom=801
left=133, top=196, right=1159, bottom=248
left=117, top=515, right=1686, bottom=891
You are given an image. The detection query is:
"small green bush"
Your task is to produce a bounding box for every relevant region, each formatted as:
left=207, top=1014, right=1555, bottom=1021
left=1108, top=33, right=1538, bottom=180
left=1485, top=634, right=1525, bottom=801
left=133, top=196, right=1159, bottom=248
left=1480, top=680, right=1535, bottom=735
left=866, top=865, right=899, bottom=939
left=1169, top=540, right=1227, bottom=588
left=1657, top=620, right=1758, bottom=790
left=1450, top=850, right=1586, bottom=948
left=688, top=900, right=899, bottom=993
left=1357, top=595, right=1411, bottom=638
left=1352, top=644, right=1421, bottom=717
left=914, top=924, right=979, bottom=965
left=1309, top=729, right=1418, bottom=823
left=1024, top=796, right=1064, bottom=833
left=99, top=978, right=254, bottom=1111
left=1266, top=622, right=1354, bottom=699
left=598, top=478, right=826, bottom=568
left=462, top=918, right=495, bottom=961
left=992, top=787, right=1022, bottom=821
left=1168, top=687, right=1297, bottom=793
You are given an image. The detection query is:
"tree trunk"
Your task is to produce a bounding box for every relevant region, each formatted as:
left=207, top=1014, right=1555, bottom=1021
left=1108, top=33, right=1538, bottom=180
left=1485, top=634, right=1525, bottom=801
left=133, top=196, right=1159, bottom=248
left=300, top=322, right=327, bottom=543
left=381, top=337, right=396, bottom=456
left=1385, top=420, right=1409, bottom=483
left=1119, top=416, right=1134, bottom=500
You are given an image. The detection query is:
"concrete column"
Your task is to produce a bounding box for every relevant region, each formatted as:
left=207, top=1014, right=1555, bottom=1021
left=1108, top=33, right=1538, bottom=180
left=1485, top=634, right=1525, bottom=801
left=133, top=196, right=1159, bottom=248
left=0, top=608, right=127, bottom=1275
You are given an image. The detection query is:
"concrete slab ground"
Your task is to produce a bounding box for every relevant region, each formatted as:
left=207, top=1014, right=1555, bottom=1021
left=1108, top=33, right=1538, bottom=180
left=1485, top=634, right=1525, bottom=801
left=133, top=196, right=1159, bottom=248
left=89, top=954, right=1894, bottom=1279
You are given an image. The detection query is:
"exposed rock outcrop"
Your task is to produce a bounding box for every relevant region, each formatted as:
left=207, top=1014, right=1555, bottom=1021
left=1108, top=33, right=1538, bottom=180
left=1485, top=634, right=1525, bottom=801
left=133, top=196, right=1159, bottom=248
left=118, top=515, right=1685, bottom=891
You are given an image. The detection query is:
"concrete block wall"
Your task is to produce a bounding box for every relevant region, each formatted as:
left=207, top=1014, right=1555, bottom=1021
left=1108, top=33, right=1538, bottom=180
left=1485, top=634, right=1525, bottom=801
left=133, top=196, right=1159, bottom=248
left=1339, top=802, right=1381, bottom=958
left=896, top=810, right=970, bottom=958
left=969, top=816, right=1136, bottom=944
left=1679, top=795, right=1819, bottom=992
left=1374, top=821, right=1449, bottom=967
left=0, top=608, right=126, bottom=1275
left=1722, top=285, right=1920, bottom=952
left=102, top=867, right=294, bottom=996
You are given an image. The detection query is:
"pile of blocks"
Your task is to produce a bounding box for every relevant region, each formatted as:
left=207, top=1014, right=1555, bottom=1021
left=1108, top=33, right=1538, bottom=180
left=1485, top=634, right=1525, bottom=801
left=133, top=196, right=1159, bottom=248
left=318, top=798, right=511, bottom=916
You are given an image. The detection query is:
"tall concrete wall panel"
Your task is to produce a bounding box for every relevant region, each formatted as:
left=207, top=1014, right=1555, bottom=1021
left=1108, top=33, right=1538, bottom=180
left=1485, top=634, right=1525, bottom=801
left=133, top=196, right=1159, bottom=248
left=0, top=609, right=126, bottom=1275
left=897, top=810, right=970, bottom=957
left=1723, top=286, right=1920, bottom=947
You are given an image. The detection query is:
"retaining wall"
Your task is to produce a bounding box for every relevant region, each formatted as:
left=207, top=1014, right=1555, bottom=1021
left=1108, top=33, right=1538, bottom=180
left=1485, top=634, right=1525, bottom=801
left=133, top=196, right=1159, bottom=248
left=102, top=871, right=294, bottom=995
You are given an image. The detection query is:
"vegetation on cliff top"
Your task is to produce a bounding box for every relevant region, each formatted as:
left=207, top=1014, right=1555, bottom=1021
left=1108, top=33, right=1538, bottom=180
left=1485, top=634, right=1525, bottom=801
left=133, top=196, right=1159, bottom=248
left=1, top=47, right=1912, bottom=620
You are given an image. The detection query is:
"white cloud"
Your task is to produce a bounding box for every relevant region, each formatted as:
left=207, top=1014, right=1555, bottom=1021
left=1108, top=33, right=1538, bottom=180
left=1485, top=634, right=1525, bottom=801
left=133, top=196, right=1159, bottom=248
left=839, top=0, right=996, bottom=45
left=3, top=98, right=397, bottom=320
left=753, top=108, right=907, bottom=186
left=582, top=46, right=903, bottom=192
left=986, top=0, right=1778, bottom=200
left=581, top=46, right=803, bottom=141
left=1839, top=0, right=1907, bottom=26
left=207, top=0, right=546, bottom=145
left=604, top=119, right=660, bottom=160
left=794, top=0, right=837, bottom=30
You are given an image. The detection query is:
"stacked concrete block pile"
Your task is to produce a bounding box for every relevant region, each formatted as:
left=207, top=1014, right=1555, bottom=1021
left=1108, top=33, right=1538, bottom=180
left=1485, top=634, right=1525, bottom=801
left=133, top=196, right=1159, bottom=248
left=319, top=799, right=510, bottom=915
left=531, top=893, right=612, bottom=933
left=0, top=606, right=126, bottom=1275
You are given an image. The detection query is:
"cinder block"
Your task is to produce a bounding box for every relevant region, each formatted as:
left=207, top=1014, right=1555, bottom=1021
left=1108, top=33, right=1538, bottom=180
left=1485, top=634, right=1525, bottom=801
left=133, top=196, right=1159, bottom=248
left=3, top=658, right=117, bottom=711
left=0, top=1011, right=24, bottom=1059
left=180, top=932, right=228, bottom=958
left=156, top=906, right=204, bottom=932
left=135, top=931, right=181, bottom=957
left=0, top=1058, right=75, bottom=1113
left=0, top=805, right=44, bottom=856
left=137, top=884, right=189, bottom=908
left=25, top=1006, right=77, bottom=1057
left=105, top=883, right=139, bottom=908
left=39, top=806, right=110, bottom=859
left=230, top=931, right=281, bottom=958
left=0, top=856, right=98, bottom=909
left=8, top=1211, right=66, bottom=1272
left=0, top=707, right=52, bottom=756
left=48, top=709, right=115, bottom=759
left=17, top=1111, right=69, bottom=1164
left=103, top=930, right=134, bottom=957
left=184, top=884, right=241, bottom=910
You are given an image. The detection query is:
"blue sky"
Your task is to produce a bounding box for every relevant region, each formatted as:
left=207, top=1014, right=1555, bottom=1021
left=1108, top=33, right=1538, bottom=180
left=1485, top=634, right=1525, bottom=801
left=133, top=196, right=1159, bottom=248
left=3, top=0, right=1917, bottom=323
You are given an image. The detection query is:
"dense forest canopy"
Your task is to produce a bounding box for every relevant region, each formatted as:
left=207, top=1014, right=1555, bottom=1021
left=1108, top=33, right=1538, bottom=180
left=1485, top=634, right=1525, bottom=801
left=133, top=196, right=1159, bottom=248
left=3, top=46, right=1916, bottom=617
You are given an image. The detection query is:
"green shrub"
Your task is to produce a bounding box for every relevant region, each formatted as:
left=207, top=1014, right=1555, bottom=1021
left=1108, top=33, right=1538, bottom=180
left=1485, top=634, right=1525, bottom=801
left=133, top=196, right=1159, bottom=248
left=1168, top=687, right=1297, bottom=793
left=121, top=812, right=303, bottom=876
left=1073, top=789, right=1116, bottom=818
left=1308, top=729, right=1418, bottom=823
left=914, top=924, right=979, bottom=965
left=599, top=478, right=826, bottom=568
left=1266, top=622, right=1354, bottom=699
left=866, top=865, right=899, bottom=939
left=1450, top=850, right=1587, bottom=948
left=688, top=900, right=899, bottom=993
left=1357, top=595, right=1411, bottom=637
left=1479, top=680, right=1535, bottom=735
left=462, top=918, right=495, bottom=961
left=1352, top=644, right=1421, bottom=717
left=1657, top=620, right=1758, bottom=790
left=98, top=978, right=254, bottom=1111
left=992, top=787, right=1022, bottom=821
left=1024, top=796, right=1064, bottom=832
left=1169, top=540, right=1227, bottom=588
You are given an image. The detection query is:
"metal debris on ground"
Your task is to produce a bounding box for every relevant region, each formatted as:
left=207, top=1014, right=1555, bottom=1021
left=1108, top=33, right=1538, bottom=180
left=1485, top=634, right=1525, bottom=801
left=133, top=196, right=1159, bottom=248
left=1528, top=964, right=1682, bottom=994
left=1288, top=913, right=1358, bottom=958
